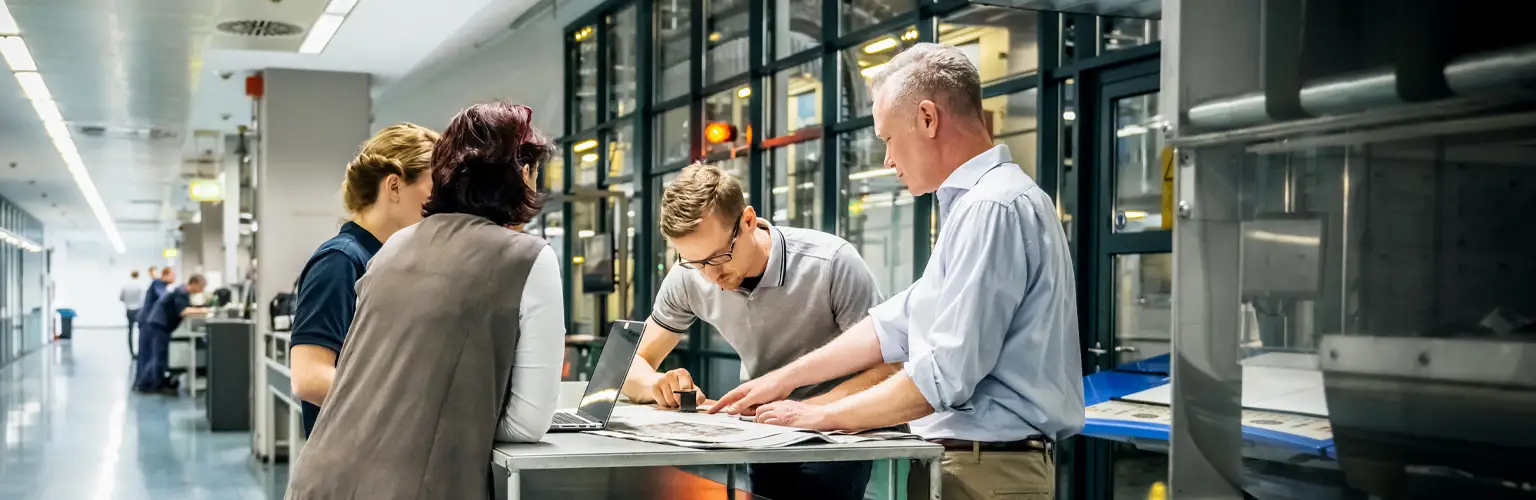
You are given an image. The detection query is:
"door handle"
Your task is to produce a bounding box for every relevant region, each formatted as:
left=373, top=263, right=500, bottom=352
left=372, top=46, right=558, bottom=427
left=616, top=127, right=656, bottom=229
left=1086, top=342, right=1107, bottom=355
left=1115, top=346, right=1139, bottom=353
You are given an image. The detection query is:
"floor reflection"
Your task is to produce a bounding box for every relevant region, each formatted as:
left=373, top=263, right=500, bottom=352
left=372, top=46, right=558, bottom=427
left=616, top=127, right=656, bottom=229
left=0, top=328, right=285, bottom=499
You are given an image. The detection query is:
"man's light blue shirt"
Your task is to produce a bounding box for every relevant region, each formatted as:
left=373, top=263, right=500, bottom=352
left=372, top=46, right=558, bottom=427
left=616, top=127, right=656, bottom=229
left=870, top=144, right=1085, bottom=442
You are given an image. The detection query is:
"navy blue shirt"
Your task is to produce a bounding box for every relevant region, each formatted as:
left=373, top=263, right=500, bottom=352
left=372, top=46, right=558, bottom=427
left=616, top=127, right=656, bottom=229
left=136, top=280, right=168, bottom=325
left=290, top=221, right=384, bottom=436
left=145, top=287, right=192, bottom=332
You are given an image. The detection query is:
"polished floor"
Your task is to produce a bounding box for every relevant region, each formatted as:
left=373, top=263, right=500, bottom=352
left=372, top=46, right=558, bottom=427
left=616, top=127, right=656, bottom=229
left=0, top=329, right=284, bottom=499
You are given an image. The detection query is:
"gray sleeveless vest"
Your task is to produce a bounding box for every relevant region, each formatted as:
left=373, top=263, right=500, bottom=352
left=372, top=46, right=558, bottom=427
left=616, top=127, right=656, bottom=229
left=286, top=213, right=547, bottom=500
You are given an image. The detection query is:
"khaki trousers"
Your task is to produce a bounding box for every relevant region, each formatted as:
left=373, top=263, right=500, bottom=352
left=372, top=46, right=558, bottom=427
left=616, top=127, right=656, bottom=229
left=911, top=449, right=1055, bottom=500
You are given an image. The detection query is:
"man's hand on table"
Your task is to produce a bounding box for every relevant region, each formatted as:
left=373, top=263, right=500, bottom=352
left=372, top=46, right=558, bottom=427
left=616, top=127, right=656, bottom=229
left=709, top=372, right=795, bottom=416
left=646, top=368, right=708, bottom=409
left=752, top=400, right=840, bottom=431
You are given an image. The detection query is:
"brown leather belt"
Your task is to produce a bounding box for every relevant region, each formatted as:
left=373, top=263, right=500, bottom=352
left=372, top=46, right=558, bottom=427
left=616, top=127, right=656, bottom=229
left=928, top=437, right=1051, bottom=453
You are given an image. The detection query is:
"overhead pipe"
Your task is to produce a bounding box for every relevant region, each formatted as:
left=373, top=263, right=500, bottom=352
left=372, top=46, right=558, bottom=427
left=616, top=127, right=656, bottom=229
left=1444, top=43, right=1536, bottom=96
left=1185, top=44, right=1536, bottom=132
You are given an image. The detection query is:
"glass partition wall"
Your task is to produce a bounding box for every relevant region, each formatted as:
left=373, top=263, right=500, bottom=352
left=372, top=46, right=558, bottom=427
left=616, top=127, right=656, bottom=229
left=562, top=4, right=1161, bottom=498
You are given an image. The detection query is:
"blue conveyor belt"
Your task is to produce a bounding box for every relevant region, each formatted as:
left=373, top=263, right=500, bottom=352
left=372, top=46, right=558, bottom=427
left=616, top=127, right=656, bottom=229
left=1082, top=354, right=1336, bottom=459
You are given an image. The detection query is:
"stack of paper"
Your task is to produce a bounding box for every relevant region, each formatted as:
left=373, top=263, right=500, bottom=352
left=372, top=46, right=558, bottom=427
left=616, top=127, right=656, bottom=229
left=590, top=405, right=919, bottom=449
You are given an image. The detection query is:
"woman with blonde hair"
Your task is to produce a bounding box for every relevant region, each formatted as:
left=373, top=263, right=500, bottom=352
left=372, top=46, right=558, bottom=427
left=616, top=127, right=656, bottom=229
left=287, top=101, right=563, bottom=500
left=288, top=123, right=440, bottom=437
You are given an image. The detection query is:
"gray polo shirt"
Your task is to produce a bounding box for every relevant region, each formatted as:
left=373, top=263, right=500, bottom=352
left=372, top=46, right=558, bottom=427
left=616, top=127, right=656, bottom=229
left=652, top=220, right=884, bottom=400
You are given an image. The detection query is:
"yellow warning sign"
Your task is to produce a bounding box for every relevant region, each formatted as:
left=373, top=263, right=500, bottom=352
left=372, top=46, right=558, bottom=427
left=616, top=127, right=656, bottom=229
left=1160, top=146, right=1175, bottom=230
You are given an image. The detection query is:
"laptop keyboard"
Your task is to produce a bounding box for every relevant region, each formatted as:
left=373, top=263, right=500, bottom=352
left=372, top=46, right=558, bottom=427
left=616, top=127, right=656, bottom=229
left=552, top=412, right=591, bottom=426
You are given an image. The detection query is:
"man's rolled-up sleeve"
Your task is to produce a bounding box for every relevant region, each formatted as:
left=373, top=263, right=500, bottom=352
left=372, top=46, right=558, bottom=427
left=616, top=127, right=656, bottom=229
left=870, top=288, right=914, bottom=363
left=903, top=200, right=1028, bottom=413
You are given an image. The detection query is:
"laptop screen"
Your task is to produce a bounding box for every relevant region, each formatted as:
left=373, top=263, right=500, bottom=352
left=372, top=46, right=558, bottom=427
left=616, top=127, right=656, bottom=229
left=574, top=320, right=645, bottom=422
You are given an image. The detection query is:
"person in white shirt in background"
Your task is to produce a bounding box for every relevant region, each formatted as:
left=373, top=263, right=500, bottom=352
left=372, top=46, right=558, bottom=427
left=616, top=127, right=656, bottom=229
left=119, top=269, right=147, bottom=359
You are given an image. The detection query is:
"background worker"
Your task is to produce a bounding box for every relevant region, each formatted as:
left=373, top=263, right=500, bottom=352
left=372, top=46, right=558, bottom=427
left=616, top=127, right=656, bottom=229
left=136, top=266, right=173, bottom=327
left=133, top=267, right=174, bottom=384
left=619, top=163, right=895, bottom=500
left=134, top=274, right=209, bottom=394
left=119, top=269, right=145, bottom=359
left=713, top=43, right=1085, bottom=500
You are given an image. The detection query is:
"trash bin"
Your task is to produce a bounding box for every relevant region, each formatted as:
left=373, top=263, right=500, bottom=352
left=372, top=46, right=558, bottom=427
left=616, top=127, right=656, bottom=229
left=56, top=308, right=77, bottom=340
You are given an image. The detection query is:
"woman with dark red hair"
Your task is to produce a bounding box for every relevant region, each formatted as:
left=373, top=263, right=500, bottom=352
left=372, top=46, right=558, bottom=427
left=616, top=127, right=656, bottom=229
left=287, top=101, right=565, bottom=500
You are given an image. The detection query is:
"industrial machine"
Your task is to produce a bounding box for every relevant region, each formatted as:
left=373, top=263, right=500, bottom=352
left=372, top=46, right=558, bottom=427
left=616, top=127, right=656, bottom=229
left=1162, top=1, right=1536, bottom=498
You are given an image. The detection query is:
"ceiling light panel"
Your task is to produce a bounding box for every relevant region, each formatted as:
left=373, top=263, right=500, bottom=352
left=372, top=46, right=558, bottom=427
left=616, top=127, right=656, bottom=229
left=30, top=98, right=61, bottom=123
left=2, top=12, right=125, bottom=253
left=323, top=0, right=361, bottom=16
left=0, top=3, right=18, bottom=35
left=0, top=35, right=37, bottom=70
left=299, top=14, right=345, bottom=54
left=14, top=70, right=47, bottom=99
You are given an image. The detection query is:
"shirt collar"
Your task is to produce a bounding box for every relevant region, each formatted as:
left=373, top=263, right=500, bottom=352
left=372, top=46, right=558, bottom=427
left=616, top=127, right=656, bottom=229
left=937, top=144, right=1012, bottom=214
left=341, top=221, right=384, bottom=255
left=754, top=219, right=789, bottom=290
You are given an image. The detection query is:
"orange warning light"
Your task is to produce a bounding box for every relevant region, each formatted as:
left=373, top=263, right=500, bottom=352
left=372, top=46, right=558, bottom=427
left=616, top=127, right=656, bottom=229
left=704, top=122, right=736, bottom=144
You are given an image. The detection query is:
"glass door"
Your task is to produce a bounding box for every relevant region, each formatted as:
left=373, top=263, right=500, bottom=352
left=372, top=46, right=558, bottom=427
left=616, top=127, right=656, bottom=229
left=1078, top=59, right=1173, bottom=500
left=1085, top=61, right=1168, bottom=373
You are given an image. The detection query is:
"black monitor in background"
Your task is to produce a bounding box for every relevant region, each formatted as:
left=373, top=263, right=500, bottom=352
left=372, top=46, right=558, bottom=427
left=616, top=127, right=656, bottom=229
left=574, top=320, right=645, bottom=423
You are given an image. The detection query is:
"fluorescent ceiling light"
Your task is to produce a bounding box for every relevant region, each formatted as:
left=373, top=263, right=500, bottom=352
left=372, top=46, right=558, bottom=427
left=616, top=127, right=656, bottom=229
left=863, top=37, right=898, bottom=54
left=737, top=87, right=751, bottom=99
left=0, top=35, right=37, bottom=71
left=860, top=63, right=887, bottom=78
left=50, top=135, right=75, bottom=157
left=581, top=153, right=599, bottom=163
left=1246, top=230, right=1320, bottom=246
left=299, top=14, right=345, bottom=54
left=31, top=98, right=62, bottom=123
left=323, top=0, right=360, bottom=15
left=15, top=71, right=48, bottom=100
left=0, top=4, right=18, bottom=36
left=1115, top=125, right=1148, bottom=138
left=848, top=168, right=897, bottom=180
left=572, top=139, right=597, bottom=152
left=770, top=182, right=816, bottom=195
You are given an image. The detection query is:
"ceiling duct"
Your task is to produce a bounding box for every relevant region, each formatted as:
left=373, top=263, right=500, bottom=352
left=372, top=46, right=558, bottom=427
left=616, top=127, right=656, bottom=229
left=209, top=0, right=332, bottom=52
left=216, top=20, right=305, bottom=38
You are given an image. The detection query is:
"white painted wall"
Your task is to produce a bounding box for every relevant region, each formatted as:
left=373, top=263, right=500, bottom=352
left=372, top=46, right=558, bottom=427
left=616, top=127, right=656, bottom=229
left=51, top=239, right=165, bottom=329
left=371, top=0, right=603, bottom=133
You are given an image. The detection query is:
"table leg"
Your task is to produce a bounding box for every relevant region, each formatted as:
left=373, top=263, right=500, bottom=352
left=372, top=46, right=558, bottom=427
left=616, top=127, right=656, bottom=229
left=262, top=390, right=275, bottom=465
left=506, top=468, right=520, bottom=500
left=726, top=464, right=736, bottom=500
left=887, top=459, right=899, bottom=500
left=927, top=458, right=941, bottom=500
left=187, top=340, right=197, bottom=398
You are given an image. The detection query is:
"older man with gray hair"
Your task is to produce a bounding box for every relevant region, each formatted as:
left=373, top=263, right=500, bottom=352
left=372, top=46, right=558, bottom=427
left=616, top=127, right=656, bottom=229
left=712, top=42, right=1084, bottom=499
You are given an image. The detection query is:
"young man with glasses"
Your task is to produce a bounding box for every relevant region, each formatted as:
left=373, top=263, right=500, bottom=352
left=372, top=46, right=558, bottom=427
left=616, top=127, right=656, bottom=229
left=620, top=162, right=895, bottom=500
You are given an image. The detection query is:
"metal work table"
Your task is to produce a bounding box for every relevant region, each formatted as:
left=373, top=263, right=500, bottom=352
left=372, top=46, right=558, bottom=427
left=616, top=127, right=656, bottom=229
left=492, top=430, right=944, bottom=500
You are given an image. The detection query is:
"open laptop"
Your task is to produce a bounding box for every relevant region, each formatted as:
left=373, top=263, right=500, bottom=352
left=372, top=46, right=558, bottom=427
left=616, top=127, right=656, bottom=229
left=548, top=320, right=645, bottom=432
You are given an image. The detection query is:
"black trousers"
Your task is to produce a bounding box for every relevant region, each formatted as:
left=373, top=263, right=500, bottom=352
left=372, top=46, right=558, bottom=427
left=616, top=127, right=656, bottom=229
left=749, top=460, right=871, bottom=500
left=126, top=309, right=139, bottom=358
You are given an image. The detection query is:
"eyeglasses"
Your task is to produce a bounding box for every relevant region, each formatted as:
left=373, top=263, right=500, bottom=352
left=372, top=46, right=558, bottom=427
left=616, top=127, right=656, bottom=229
left=677, top=217, right=742, bottom=270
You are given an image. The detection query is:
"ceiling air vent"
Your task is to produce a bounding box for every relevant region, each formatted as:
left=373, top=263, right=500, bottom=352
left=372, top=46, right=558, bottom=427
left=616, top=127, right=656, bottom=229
left=217, top=20, right=304, bottom=38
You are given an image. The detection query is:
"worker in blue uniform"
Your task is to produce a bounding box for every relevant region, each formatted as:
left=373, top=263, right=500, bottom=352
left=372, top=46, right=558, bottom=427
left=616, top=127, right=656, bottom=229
left=134, top=274, right=208, bottom=394
left=132, top=267, right=173, bottom=384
